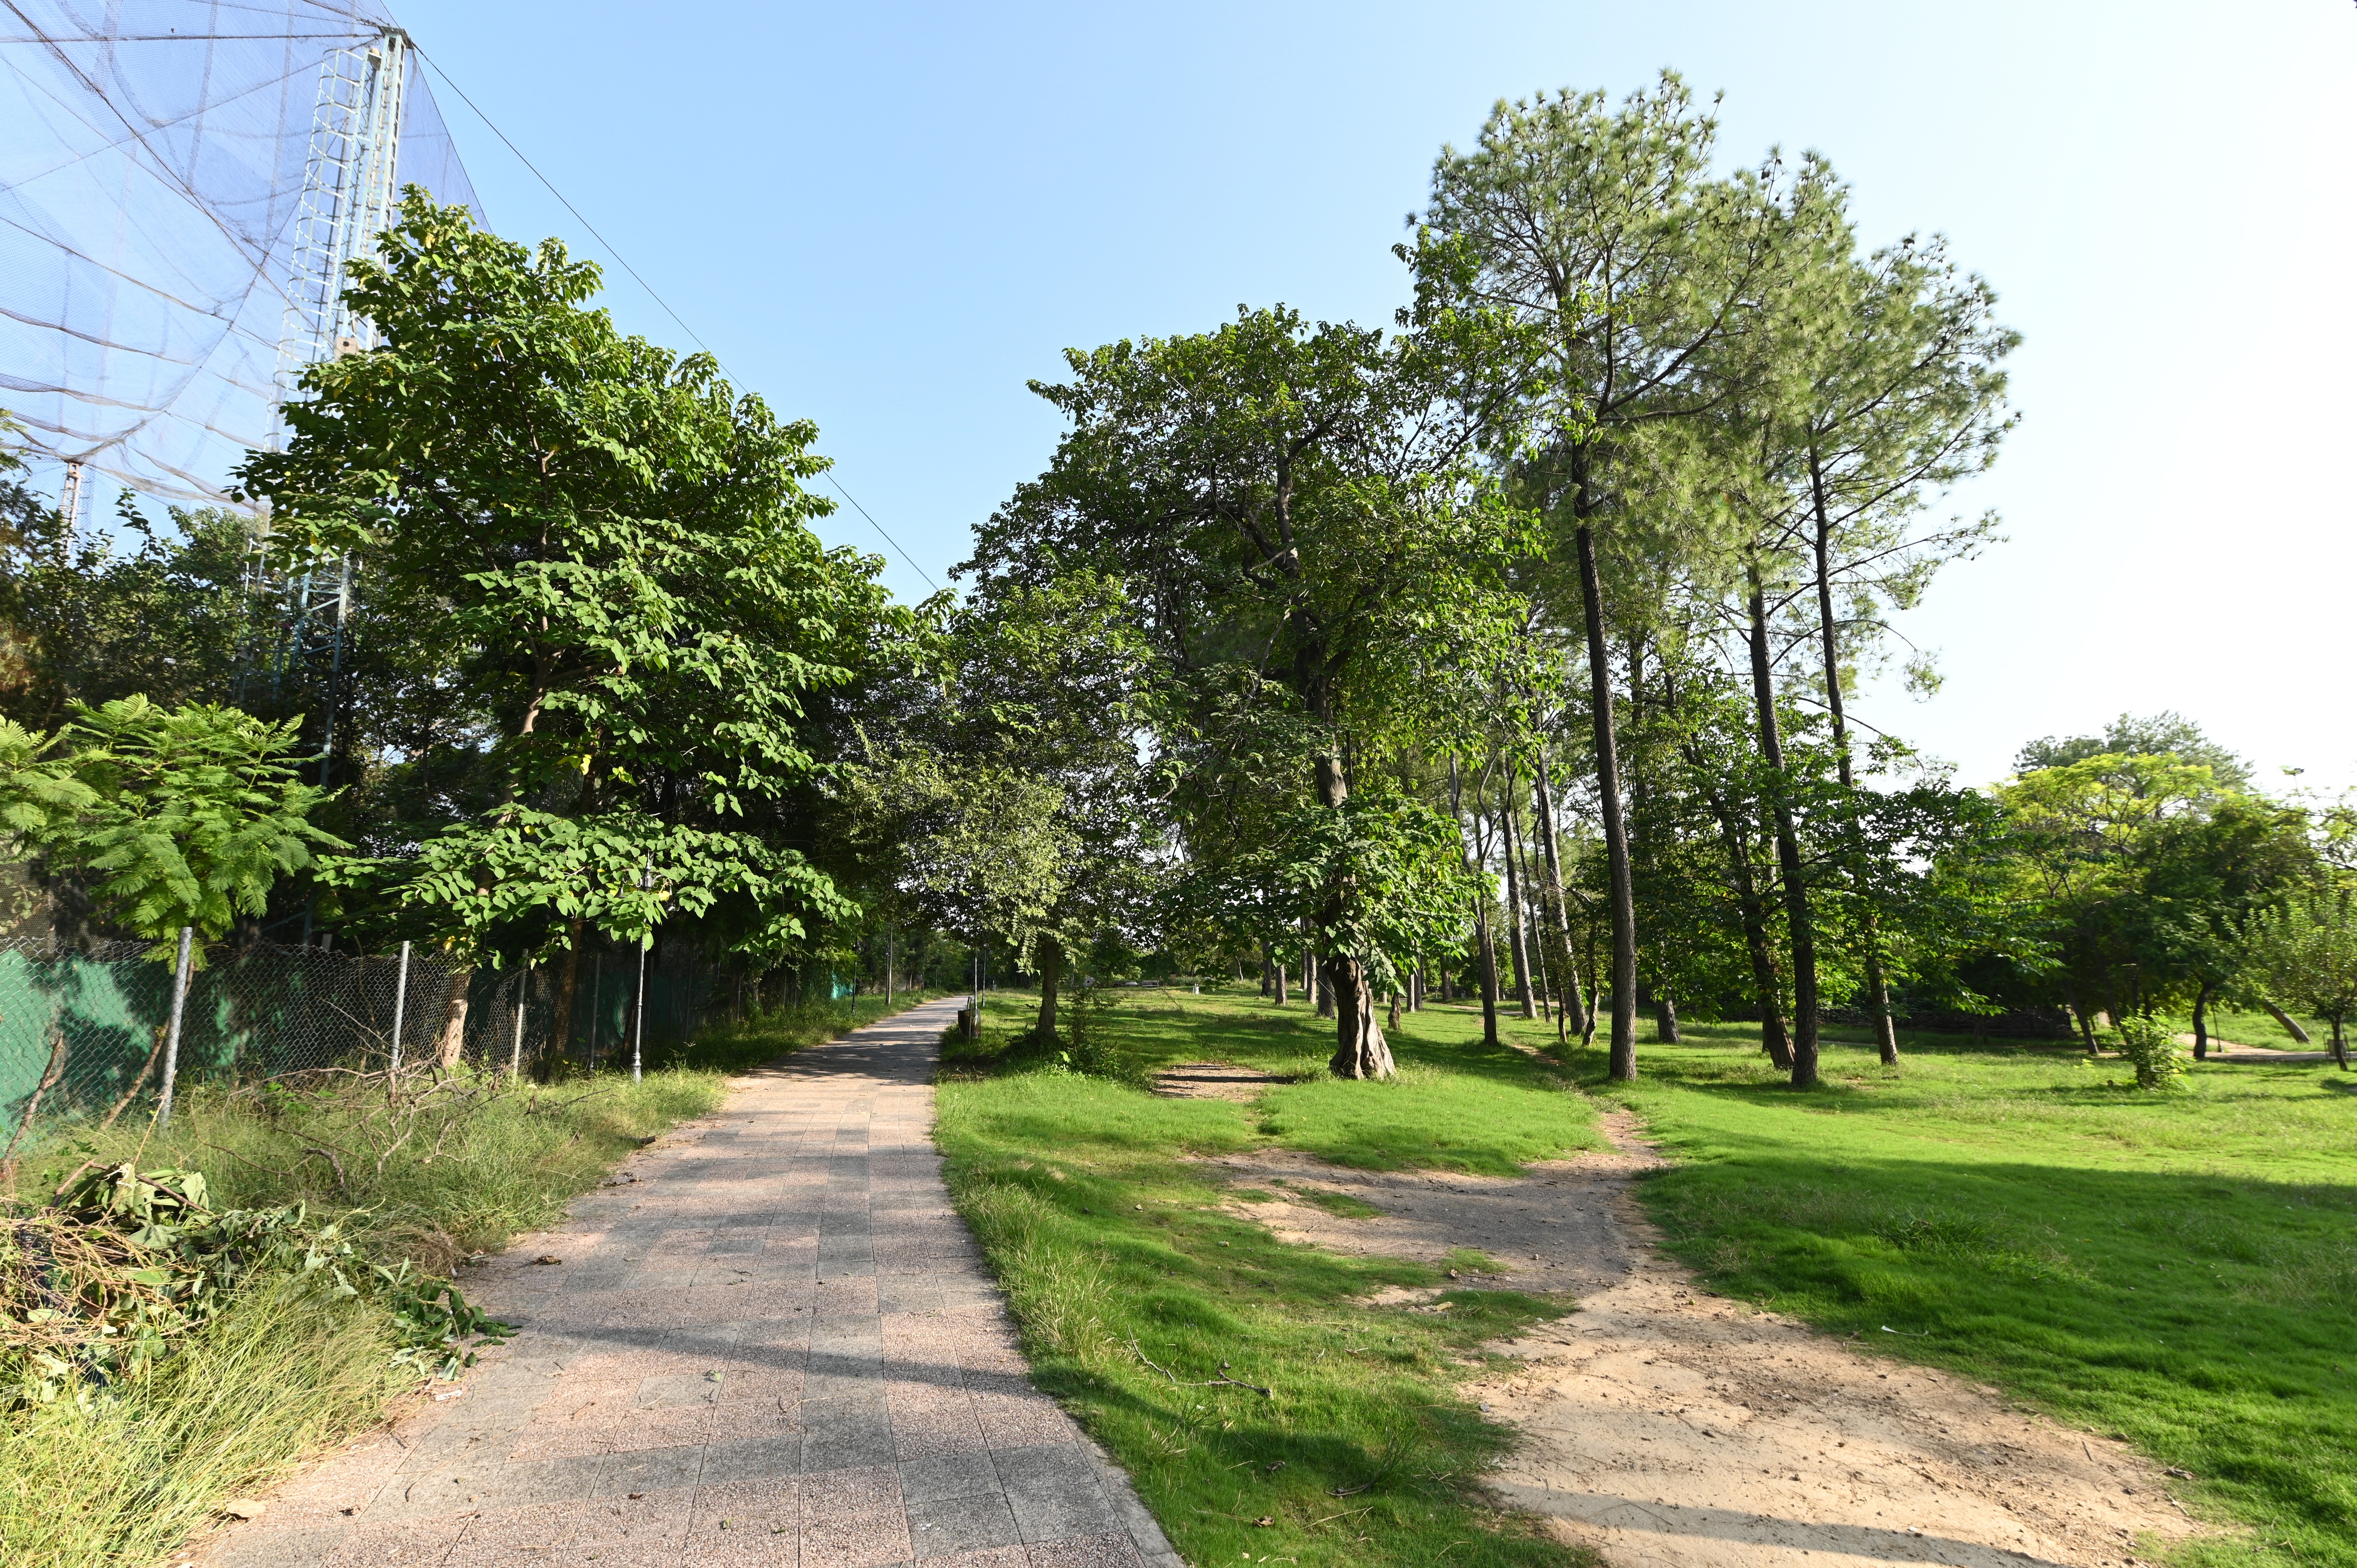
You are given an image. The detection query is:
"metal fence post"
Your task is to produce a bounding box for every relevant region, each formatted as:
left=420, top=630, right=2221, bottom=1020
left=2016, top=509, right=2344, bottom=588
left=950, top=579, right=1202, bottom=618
left=632, top=936, right=648, bottom=1084
left=511, top=966, right=528, bottom=1078
left=388, top=939, right=412, bottom=1074
left=154, top=926, right=194, bottom=1130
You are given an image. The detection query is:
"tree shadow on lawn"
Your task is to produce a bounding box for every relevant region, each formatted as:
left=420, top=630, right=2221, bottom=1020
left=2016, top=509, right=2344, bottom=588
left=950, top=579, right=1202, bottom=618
left=1555, top=1029, right=2351, bottom=1124
left=1104, top=995, right=1572, bottom=1082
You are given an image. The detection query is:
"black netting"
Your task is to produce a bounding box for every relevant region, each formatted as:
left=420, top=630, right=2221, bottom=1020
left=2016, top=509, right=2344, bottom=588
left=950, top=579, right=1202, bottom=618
left=1, top=1, right=481, bottom=505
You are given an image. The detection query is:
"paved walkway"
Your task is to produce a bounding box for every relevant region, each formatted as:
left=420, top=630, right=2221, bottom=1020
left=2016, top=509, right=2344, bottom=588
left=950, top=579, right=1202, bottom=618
left=209, top=997, right=1182, bottom=1568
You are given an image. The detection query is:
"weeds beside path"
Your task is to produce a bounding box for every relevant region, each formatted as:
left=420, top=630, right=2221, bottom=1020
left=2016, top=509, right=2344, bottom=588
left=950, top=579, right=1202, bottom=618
left=0, top=991, right=921, bottom=1568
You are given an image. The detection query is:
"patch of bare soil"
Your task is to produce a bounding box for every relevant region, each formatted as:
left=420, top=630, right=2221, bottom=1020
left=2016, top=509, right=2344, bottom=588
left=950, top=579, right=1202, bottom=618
left=2172, top=1035, right=2336, bottom=1065
left=1154, top=1060, right=1299, bottom=1101
left=1207, top=1112, right=2208, bottom=1568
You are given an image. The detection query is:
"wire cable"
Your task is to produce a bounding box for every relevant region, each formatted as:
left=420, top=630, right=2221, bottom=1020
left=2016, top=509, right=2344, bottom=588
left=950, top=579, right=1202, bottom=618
left=411, top=44, right=941, bottom=593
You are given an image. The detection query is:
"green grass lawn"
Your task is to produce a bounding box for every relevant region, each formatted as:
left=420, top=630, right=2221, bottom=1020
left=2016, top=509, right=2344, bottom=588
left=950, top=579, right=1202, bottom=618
left=944, top=985, right=2354, bottom=1568
left=1541, top=1019, right=2357, bottom=1568
left=934, top=985, right=1606, bottom=1568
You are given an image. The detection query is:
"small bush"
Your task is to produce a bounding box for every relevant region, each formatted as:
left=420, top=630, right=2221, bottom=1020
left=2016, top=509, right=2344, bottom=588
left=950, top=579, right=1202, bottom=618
left=2113, top=1014, right=2187, bottom=1089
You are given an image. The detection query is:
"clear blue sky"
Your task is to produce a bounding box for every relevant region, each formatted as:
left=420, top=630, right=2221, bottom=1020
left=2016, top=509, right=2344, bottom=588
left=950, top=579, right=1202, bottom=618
left=393, top=0, right=2357, bottom=791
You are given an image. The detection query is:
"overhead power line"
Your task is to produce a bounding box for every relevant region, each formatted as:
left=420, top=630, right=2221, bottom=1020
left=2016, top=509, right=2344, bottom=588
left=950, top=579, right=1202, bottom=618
left=411, top=45, right=940, bottom=594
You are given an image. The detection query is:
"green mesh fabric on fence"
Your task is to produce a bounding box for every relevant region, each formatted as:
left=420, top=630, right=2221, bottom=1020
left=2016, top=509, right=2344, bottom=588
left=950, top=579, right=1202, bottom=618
left=0, top=939, right=722, bottom=1137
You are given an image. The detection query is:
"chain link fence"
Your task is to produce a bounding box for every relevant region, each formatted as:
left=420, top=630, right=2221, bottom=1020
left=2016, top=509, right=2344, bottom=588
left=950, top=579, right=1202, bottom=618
left=0, top=937, right=728, bottom=1144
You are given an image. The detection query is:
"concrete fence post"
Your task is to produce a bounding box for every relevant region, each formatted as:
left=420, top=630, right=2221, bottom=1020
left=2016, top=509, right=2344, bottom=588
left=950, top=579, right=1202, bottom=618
left=511, top=967, right=529, bottom=1077
left=388, top=939, right=412, bottom=1075
left=154, top=926, right=194, bottom=1130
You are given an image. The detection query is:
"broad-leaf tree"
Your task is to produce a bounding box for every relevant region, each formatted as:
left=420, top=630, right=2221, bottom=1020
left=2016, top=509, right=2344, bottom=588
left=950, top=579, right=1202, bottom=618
left=965, top=304, right=1531, bottom=1078
left=238, top=192, right=878, bottom=1038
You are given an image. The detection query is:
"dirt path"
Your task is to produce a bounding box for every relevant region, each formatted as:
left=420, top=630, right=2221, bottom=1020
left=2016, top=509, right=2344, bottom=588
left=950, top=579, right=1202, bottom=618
left=1201, top=1102, right=2204, bottom=1568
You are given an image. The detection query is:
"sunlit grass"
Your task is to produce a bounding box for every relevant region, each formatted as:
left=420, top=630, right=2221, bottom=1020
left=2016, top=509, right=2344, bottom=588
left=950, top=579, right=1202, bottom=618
left=935, top=985, right=1602, bottom=1568
left=1539, top=1019, right=2357, bottom=1568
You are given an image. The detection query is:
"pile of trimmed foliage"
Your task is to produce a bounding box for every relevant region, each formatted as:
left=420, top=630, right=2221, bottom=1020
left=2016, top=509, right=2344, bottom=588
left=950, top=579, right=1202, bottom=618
left=3, top=1161, right=507, bottom=1411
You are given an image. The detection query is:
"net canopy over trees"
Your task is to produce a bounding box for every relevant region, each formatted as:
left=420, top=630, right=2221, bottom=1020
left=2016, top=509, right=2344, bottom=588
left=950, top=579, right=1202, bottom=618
left=0, top=1, right=478, bottom=503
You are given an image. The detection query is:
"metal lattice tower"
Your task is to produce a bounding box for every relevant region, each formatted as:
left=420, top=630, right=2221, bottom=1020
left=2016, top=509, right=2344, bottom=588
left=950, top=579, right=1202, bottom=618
left=278, top=28, right=413, bottom=398
left=251, top=27, right=413, bottom=792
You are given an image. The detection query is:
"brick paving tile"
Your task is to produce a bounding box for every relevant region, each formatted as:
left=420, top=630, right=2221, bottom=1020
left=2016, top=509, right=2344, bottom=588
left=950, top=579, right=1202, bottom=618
left=191, top=999, right=1179, bottom=1568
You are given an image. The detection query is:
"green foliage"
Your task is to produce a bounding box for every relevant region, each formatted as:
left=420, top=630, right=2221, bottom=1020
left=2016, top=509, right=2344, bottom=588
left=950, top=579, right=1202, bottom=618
left=0, top=496, right=258, bottom=731
left=238, top=191, right=885, bottom=963
left=1993, top=746, right=2317, bottom=1028
left=0, top=695, right=343, bottom=946
left=2019, top=711, right=2255, bottom=793
left=332, top=803, right=845, bottom=953
left=0, top=1041, right=752, bottom=1568
left=842, top=740, right=1074, bottom=955
left=2111, top=1013, right=2187, bottom=1089
left=1194, top=790, right=1478, bottom=987
left=963, top=299, right=1538, bottom=1000
left=0, top=1268, right=406, bottom=1568
left=2251, top=882, right=2357, bottom=1061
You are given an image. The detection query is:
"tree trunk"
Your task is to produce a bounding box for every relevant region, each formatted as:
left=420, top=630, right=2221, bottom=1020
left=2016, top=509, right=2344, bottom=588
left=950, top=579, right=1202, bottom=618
left=1316, top=962, right=1335, bottom=1018
left=1863, top=949, right=1899, bottom=1065
left=1532, top=754, right=1590, bottom=1042
left=2061, top=977, right=2099, bottom=1052
left=2333, top=1015, right=2348, bottom=1070
left=433, top=968, right=474, bottom=1071
left=1387, top=989, right=1403, bottom=1033
left=1329, top=953, right=1395, bottom=1078
left=1700, top=770, right=1793, bottom=1071
left=547, top=918, right=587, bottom=1081
left=1474, top=910, right=1501, bottom=1047
left=1035, top=932, right=1063, bottom=1042
left=1450, top=756, right=1501, bottom=1047
left=1260, top=945, right=1272, bottom=998
left=1501, top=768, right=1538, bottom=1021
left=1809, top=455, right=1898, bottom=1066
left=1527, top=888, right=1555, bottom=1024
left=1319, top=750, right=1395, bottom=1080
left=2262, top=1000, right=2313, bottom=1045
left=1274, top=948, right=1289, bottom=1005
left=1747, top=565, right=1820, bottom=1089
left=2191, top=980, right=2210, bottom=1061
left=1655, top=992, right=1681, bottom=1044
left=1581, top=930, right=1601, bottom=1049
left=1573, top=525, right=1638, bottom=1080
